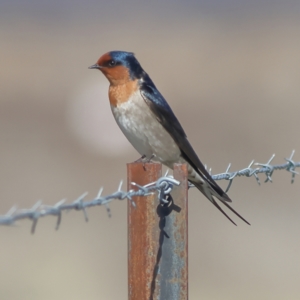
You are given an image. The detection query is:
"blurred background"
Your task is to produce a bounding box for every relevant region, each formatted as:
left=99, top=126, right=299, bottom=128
left=0, top=1, right=300, bottom=299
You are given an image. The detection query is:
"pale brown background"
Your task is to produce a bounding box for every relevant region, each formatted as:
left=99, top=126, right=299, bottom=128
left=1, top=1, right=300, bottom=299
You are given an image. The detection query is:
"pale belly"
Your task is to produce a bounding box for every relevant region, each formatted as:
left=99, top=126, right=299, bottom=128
left=111, top=92, right=181, bottom=167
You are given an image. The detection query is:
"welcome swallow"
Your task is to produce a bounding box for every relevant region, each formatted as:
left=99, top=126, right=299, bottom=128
left=89, top=51, right=249, bottom=225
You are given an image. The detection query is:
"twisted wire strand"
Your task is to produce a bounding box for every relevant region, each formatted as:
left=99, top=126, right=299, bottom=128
left=0, top=151, right=298, bottom=233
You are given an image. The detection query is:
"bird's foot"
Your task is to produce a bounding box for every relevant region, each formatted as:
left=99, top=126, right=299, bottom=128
left=142, top=154, right=156, bottom=170
left=134, top=155, right=147, bottom=163
left=134, top=154, right=156, bottom=170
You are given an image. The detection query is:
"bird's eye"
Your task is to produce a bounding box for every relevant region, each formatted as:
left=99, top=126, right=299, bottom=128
left=108, top=59, right=116, bottom=67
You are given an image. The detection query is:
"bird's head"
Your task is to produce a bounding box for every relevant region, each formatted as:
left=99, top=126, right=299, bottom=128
left=89, top=51, right=144, bottom=85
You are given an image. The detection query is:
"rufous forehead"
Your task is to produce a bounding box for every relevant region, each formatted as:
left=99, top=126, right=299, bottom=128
left=96, top=52, right=112, bottom=66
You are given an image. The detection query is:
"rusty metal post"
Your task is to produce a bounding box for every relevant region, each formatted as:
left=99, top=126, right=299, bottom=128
left=127, top=162, right=188, bottom=300
left=158, top=163, right=188, bottom=299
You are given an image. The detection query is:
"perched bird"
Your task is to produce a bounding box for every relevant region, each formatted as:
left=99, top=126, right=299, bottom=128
left=89, top=51, right=249, bottom=225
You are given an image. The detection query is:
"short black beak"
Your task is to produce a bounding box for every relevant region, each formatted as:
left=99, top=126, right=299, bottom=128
left=88, top=64, right=101, bottom=70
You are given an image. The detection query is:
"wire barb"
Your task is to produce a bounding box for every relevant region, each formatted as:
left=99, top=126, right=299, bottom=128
left=284, top=150, right=299, bottom=184
left=0, top=151, right=299, bottom=232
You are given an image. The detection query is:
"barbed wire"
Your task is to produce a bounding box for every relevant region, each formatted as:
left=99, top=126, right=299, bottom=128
left=0, top=176, right=180, bottom=233
left=210, top=150, right=299, bottom=192
left=0, top=151, right=298, bottom=233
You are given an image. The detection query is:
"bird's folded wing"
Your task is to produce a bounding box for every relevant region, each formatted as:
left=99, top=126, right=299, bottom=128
left=140, top=82, right=229, bottom=201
